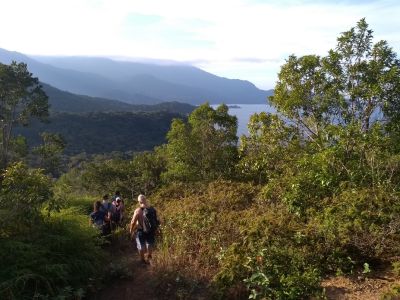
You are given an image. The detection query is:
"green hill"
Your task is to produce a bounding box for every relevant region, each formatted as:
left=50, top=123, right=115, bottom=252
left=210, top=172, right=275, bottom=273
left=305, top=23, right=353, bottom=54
left=42, top=83, right=195, bottom=114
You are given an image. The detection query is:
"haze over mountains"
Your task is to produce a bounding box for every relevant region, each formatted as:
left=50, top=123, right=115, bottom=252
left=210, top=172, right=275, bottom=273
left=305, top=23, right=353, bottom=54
left=0, top=48, right=272, bottom=106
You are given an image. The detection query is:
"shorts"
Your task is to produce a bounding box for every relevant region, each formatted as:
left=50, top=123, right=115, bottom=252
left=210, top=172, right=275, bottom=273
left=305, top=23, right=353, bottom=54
left=135, top=230, right=155, bottom=250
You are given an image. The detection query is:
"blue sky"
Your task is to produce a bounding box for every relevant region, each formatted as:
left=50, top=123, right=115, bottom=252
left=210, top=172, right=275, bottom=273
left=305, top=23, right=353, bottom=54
left=0, top=0, right=399, bottom=89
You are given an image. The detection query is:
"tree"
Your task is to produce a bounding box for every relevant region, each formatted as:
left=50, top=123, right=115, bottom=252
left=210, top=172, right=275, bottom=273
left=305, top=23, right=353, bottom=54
left=0, top=162, right=53, bottom=231
left=163, top=103, right=238, bottom=182
left=239, top=19, right=400, bottom=215
left=32, top=132, right=66, bottom=177
left=0, top=61, right=49, bottom=169
left=270, top=19, right=400, bottom=144
left=238, top=112, right=300, bottom=184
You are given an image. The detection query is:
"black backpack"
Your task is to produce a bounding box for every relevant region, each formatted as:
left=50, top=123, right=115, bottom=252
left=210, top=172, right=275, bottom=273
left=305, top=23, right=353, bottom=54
left=142, top=207, right=159, bottom=233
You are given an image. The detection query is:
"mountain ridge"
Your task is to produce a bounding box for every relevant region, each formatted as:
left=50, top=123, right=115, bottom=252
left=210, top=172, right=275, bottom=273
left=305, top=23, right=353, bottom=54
left=0, top=48, right=272, bottom=105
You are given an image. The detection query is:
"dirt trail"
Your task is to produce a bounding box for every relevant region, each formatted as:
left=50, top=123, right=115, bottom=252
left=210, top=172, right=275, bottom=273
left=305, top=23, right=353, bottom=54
left=90, top=241, right=400, bottom=299
left=89, top=243, right=159, bottom=300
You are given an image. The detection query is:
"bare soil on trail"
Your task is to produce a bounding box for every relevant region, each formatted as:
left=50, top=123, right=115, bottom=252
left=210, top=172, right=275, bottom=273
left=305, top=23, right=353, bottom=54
left=89, top=242, right=159, bottom=300
left=89, top=241, right=400, bottom=299
left=91, top=260, right=158, bottom=300
left=88, top=241, right=210, bottom=300
left=322, top=270, right=400, bottom=299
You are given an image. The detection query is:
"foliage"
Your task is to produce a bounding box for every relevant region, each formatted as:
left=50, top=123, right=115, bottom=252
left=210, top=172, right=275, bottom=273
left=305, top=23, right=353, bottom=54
left=15, top=111, right=182, bottom=155
left=32, top=132, right=66, bottom=177
left=76, top=150, right=166, bottom=199
left=0, top=61, right=49, bottom=169
left=392, top=261, right=400, bottom=277
left=163, top=103, right=238, bottom=182
left=0, top=208, right=104, bottom=299
left=243, top=248, right=322, bottom=300
left=317, top=187, right=400, bottom=261
left=381, top=284, right=400, bottom=300
left=0, top=162, right=53, bottom=230
left=271, top=18, right=400, bottom=141
left=0, top=162, right=105, bottom=299
left=238, top=112, right=300, bottom=184
left=151, top=181, right=326, bottom=299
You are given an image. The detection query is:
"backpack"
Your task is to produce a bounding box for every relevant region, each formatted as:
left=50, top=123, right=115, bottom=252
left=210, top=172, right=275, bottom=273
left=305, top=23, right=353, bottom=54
left=101, top=202, right=114, bottom=215
left=142, top=207, right=159, bottom=233
left=91, top=211, right=105, bottom=229
left=90, top=211, right=110, bottom=235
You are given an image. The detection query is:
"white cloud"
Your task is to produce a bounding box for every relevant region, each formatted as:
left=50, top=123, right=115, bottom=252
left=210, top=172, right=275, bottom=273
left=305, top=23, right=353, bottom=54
left=0, top=0, right=399, bottom=89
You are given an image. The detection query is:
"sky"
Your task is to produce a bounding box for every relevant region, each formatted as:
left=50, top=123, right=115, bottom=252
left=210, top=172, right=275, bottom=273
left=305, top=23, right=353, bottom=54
left=0, top=0, right=399, bottom=90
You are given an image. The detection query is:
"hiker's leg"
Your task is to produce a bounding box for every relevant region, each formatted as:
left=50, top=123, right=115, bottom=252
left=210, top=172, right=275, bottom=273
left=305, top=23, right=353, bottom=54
left=147, top=244, right=153, bottom=260
left=135, top=231, right=146, bottom=262
left=139, top=249, right=146, bottom=261
left=145, top=232, right=155, bottom=260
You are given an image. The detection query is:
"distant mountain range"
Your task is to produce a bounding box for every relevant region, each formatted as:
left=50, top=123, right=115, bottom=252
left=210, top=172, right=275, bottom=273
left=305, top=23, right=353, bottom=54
left=0, top=48, right=272, bottom=105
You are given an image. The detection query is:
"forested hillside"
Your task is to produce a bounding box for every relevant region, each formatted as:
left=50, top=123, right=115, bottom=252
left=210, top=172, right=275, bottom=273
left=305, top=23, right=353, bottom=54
left=16, top=111, right=183, bottom=155
left=42, top=83, right=194, bottom=114
left=2, top=20, right=400, bottom=300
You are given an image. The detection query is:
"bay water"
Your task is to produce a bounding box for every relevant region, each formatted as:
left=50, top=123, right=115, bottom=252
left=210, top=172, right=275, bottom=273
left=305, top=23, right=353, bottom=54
left=211, top=104, right=276, bottom=136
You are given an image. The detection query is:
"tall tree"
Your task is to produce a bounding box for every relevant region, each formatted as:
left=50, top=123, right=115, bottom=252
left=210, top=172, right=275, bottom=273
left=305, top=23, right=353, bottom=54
left=0, top=61, right=49, bottom=169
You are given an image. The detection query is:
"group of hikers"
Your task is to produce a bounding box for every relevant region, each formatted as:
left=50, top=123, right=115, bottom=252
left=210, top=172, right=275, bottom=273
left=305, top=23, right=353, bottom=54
left=89, top=191, right=126, bottom=235
left=89, top=191, right=160, bottom=265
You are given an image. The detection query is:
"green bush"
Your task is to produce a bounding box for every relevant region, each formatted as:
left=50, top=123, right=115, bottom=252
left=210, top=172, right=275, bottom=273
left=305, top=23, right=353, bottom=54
left=0, top=208, right=105, bottom=299
left=213, top=204, right=324, bottom=299
left=243, top=248, right=322, bottom=300
left=152, top=181, right=325, bottom=299
left=317, top=187, right=400, bottom=262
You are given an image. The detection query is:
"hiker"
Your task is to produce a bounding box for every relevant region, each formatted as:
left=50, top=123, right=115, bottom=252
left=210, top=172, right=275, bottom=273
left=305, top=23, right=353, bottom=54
left=113, top=197, right=124, bottom=226
left=100, top=194, right=115, bottom=233
left=100, top=194, right=115, bottom=214
left=90, top=200, right=109, bottom=235
left=129, top=194, right=160, bottom=265
left=112, top=191, right=124, bottom=205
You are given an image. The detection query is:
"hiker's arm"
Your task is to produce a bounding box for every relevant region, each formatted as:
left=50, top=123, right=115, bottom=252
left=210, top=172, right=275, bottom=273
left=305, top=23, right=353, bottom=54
left=104, top=212, right=110, bottom=222
left=129, top=209, right=139, bottom=235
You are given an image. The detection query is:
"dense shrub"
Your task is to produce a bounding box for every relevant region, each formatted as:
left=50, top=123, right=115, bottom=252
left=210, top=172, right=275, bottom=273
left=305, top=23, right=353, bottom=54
left=317, top=187, right=400, bottom=262
left=151, top=181, right=325, bottom=299
left=0, top=209, right=104, bottom=299
left=0, top=163, right=106, bottom=299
